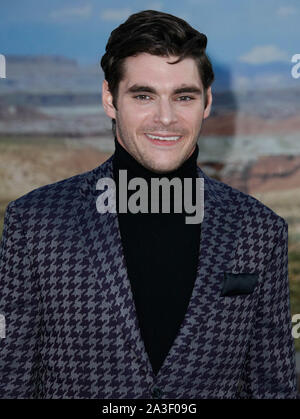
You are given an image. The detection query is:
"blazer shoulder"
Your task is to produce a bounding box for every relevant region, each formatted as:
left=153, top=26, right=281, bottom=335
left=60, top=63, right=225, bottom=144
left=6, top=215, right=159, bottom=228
left=9, top=155, right=112, bottom=212
left=205, top=173, right=287, bottom=228
left=11, top=171, right=85, bottom=207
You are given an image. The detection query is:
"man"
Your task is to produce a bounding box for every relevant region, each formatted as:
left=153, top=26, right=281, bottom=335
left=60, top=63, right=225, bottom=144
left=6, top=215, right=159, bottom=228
left=0, top=10, right=298, bottom=399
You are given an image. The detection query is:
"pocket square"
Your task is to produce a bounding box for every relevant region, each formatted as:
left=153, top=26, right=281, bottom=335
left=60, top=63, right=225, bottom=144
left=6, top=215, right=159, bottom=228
left=221, top=272, right=259, bottom=297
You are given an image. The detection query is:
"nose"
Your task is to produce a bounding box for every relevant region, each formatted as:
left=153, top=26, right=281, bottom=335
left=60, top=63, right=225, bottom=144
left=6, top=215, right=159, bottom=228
left=153, top=98, right=178, bottom=126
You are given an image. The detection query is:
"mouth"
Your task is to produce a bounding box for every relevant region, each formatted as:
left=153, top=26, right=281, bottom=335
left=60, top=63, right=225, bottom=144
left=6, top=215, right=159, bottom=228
left=144, top=133, right=183, bottom=146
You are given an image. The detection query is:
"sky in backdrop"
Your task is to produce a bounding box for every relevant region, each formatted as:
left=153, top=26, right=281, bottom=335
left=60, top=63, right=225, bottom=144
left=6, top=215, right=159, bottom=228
left=0, top=0, right=299, bottom=70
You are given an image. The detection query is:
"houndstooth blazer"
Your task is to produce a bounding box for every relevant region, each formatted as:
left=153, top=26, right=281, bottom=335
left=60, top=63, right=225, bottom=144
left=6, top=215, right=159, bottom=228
left=0, top=154, right=298, bottom=399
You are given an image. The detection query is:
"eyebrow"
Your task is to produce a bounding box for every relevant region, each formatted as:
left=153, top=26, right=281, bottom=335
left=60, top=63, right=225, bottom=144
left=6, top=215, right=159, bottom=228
left=125, top=84, right=203, bottom=95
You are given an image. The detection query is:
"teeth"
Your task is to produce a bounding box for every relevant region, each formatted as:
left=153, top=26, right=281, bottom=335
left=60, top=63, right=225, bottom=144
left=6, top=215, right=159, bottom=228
left=147, top=134, right=181, bottom=141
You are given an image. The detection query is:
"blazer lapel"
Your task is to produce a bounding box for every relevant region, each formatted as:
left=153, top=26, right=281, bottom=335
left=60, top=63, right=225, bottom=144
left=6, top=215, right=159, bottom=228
left=76, top=155, right=242, bottom=382
left=76, top=155, right=153, bottom=379
left=152, top=166, right=243, bottom=380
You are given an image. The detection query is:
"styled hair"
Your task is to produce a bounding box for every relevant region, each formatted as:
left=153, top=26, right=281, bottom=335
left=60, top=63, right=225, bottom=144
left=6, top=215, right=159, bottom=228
left=100, top=10, right=214, bottom=135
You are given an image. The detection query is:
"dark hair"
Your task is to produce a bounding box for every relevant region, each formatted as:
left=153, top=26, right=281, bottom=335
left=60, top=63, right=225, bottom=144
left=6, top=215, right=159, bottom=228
left=100, top=10, right=214, bottom=135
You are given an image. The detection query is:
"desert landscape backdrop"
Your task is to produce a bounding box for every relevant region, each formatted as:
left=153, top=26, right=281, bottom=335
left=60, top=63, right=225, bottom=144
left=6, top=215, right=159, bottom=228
left=0, top=56, right=299, bottom=370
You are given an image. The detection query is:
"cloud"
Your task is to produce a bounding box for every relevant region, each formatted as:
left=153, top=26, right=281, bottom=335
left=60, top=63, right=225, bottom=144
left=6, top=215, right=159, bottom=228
left=276, top=6, right=297, bottom=17
left=239, top=45, right=289, bottom=65
left=49, top=5, right=92, bottom=21
left=100, top=8, right=132, bottom=22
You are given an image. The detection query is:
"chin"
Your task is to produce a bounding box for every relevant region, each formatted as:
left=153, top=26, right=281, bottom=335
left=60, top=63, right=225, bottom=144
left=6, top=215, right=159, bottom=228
left=138, top=152, right=182, bottom=173
left=148, top=161, right=180, bottom=174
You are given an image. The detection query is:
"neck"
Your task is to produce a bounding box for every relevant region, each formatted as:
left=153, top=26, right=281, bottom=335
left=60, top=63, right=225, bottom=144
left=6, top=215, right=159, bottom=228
left=112, top=137, right=199, bottom=181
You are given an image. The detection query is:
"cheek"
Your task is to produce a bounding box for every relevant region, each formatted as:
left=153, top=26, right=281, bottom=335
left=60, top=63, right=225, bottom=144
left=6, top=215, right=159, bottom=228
left=119, top=102, right=149, bottom=128
left=180, top=110, right=203, bottom=131
left=131, top=112, right=153, bottom=132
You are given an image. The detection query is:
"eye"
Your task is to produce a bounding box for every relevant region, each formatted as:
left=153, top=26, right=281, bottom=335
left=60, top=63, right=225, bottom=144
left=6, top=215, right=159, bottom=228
left=134, top=94, right=151, bottom=101
left=177, top=96, right=194, bottom=101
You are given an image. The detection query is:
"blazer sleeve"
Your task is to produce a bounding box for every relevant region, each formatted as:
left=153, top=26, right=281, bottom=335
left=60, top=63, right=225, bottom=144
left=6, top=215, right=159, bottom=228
left=237, top=220, right=299, bottom=398
left=0, top=201, right=42, bottom=398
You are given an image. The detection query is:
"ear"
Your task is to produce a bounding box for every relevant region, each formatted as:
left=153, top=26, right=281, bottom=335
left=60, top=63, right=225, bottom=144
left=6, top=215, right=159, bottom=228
left=102, top=79, right=116, bottom=119
left=203, top=86, right=212, bottom=119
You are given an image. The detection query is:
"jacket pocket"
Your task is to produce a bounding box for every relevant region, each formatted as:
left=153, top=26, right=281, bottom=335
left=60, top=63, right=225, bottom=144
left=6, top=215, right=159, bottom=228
left=220, top=272, right=259, bottom=297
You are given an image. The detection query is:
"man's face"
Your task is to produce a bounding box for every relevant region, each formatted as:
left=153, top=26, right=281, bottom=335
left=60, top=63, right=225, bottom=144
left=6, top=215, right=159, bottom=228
left=102, top=53, right=212, bottom=173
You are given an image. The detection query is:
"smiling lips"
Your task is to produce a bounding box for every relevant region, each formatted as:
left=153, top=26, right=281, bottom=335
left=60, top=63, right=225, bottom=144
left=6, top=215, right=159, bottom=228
left=145, top=133, right=183, bottom=144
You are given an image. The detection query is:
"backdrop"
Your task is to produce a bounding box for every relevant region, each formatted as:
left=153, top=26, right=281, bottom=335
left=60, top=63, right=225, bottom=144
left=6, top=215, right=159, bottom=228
left=0, top=0, right=299, bottom=371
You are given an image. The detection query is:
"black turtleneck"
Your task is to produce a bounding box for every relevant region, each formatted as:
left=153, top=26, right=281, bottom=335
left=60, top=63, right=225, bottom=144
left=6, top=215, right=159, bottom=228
left=112, top=137, right=201, bottom=376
